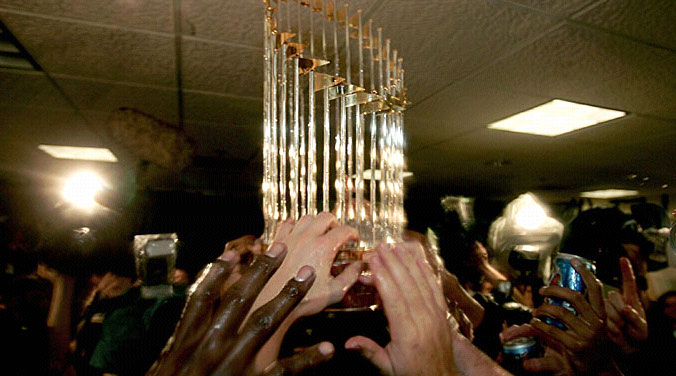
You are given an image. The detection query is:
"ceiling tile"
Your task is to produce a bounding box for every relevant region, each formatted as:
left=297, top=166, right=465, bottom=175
left=409, top=122, right=676, bottom=197
left=0, top=69, right=71, bottom=109
left=497, top=0, right=598, bottom=16
left=0, top=11, right=176, bottom=85
left=0, top=0, right=173, bottom=33
left=569, top=54, right=676, bottom=119
left=180, top=0, right=381, bottom=49
left=559, top=114, right=676, bottom=146
left=183, top=120, right=260, bottom=158
left=572, top=0, right=676, bottom=50
left=0, top=105, right=100, bottom=151
left=472, top=23, right=673, bottom=101
left=181, top=38, right=262, bottom=96
left=180, top=0, right=261, bottom=47
left=183, top=90, right=261, bottom=125
left=182, top=91, right=262, bottom=157
left=369, top=0, right=558, bottom=101
left=405, top=77, right=548, bottom=147
left=54, top=76, right=179, bottom=123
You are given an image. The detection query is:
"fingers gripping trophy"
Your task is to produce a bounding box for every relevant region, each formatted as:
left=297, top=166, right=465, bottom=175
left=260, top=0, right=410, bottom=311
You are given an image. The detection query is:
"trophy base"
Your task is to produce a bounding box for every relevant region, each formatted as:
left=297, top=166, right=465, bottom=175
left=327, top=247, right=381, bottom=311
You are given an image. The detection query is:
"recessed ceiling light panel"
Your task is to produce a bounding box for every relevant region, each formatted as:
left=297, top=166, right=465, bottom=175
left=487, top=99, right=626, bottom=137
left=579, top=189, right=639, bottom=199
left=359, top=169, right=414, bottom=181
left=38, top=145, right=118, bottom=162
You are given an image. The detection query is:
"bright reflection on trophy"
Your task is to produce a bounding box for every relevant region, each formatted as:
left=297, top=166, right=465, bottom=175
left=261, top=0, right=409, bottom=250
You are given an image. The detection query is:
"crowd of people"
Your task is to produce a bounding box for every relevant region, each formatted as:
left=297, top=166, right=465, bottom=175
left=1, top=194, right=675, bottom=376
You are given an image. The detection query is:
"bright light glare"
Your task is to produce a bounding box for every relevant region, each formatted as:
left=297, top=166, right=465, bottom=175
left=38, top=145, right=118, bottom=162
left=487, top=99, right=626, bottom=137
left=62, top=172, right=105, bottom=208
left=579, top=189, right=639, bottom=199
left=515, top=197, right=547, bottom=230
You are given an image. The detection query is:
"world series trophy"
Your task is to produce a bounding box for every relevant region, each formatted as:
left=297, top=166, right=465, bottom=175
left=260, top=0, right=409, bottom=311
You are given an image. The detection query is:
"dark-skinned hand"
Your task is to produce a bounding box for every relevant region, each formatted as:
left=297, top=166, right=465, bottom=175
left=501, top=324, right=574, bottom=375
left=147, top=243, right=334, bottom=376
left=531, top=257, right=609, bottom=374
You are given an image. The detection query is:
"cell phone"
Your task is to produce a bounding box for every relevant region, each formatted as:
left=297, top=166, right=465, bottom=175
left=134, top=234, right=178, bottom=287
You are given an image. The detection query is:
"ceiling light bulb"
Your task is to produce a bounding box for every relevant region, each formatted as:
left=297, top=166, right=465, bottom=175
left=62, top=172, right=105, bottom=208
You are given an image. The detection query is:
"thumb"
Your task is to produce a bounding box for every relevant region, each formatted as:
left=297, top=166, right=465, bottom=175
left=269, top=342, right=335, bottom=375
left=345, top=336, right=392, bottom=375
left=328, top=261, right=363, bottom=305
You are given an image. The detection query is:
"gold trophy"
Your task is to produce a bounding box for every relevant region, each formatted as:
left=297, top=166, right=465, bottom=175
left=261, top=0, right=409, bottom=311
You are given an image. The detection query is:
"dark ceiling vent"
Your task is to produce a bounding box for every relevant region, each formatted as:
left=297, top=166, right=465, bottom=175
left=0, top=19, right=41, bottom=71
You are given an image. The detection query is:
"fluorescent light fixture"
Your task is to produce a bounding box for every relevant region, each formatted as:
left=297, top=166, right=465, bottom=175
left=580, top=189, right=639, bottom=199
left=487, top=99, right=626, bottom=137
left=38, top=145, right=118, bottom=162
left=359, top=169, right=414, bottom=181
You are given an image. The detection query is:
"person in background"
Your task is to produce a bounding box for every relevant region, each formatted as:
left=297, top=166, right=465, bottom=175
left=642, top=290, right=676, bottom=373
left=38, top=227, right=138, bottom=376
left=499, top=205, right=657, bottom=376
left=433, top=209, right=532, bottom=359
left=487, top=193, right=565, bottom=309
left=0, top=227, right=51, bottom=376
left=559, top=207, right=653, bottom=310
left=39, top=227, right=191, bottom=376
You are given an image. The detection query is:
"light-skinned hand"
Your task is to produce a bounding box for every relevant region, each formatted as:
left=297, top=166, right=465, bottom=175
left=605, top=257, right=648, bottom=354
left=248, top=214, right=362, bottom=371
left=345, top=242, right=457, bottom=376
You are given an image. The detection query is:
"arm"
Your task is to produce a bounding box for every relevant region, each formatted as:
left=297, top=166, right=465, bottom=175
left=40, top=264, right=76, bottom=373
left=470, top=242, right=531, bottom=307
left=404, top=230, right=484, bottom=330
left=451, top=331, right=512, bottom=376
left=477, top=261, right=531, bottom=307
left=440, top=269, right=485, bottom=328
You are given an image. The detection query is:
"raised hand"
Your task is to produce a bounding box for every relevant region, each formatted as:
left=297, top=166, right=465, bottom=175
left=345, top=242, right=457, bottom=376
left=245, top=214, right=363, bottom=372
left=403, top=229, right=485, bottom=331
left=531, top=257, right=610, bottom=374
left=253, top=213, right=362, bottom=319
left=96, top=272, right=134, bottom=299
left=605, top=257, right=648, bottom=354
left=500, top=324, right=573, bottom=375
left=147, top=244, right=333, bottom=376
left=225, top=234, right=263, bottom=266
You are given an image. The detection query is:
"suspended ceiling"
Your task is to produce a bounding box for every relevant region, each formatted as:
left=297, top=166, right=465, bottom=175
left=0, top=0, right=675, bottom=204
